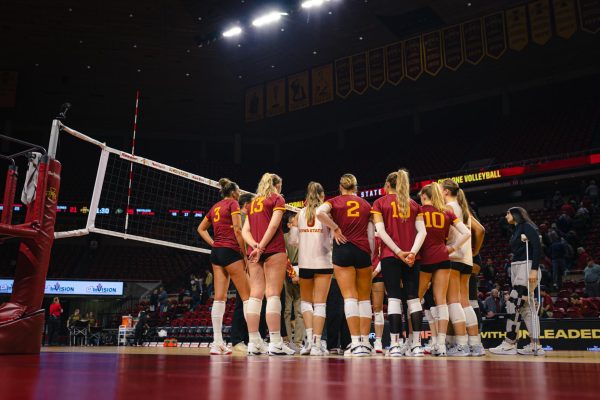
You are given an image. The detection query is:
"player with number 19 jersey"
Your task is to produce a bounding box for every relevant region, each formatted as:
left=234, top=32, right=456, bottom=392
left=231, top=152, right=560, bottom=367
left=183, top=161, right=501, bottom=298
left=371, top=195, right=422, bottom=260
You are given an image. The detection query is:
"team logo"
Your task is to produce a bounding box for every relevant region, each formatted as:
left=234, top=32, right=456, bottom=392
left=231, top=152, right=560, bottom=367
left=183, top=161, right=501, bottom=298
left=47, top=187, right=57, bottom=202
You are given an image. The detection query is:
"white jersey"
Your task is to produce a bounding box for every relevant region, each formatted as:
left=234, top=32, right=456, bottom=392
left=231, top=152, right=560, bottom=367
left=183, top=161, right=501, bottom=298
left=288, top=208, right=333, bottom=270
left=446, top=201, right=473, bottom=266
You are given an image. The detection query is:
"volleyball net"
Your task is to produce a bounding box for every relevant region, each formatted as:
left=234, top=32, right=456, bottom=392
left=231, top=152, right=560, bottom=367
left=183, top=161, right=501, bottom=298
left=55, top=123, right=299, bottom=253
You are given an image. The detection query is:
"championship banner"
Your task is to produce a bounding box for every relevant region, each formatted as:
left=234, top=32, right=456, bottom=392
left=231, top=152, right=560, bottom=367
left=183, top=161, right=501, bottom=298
left=368, top=48, right=386, bottom=90
left=335, top=57, right=352, bottom=98
left=287, top=71, right=310, bottom=112
left=484, top=12, right=507, bottom=59
left=578, top=0, right=600, bottom=33
left=265, top=78, right=286, bottom=118
left=443, top=25, right=464, bottom=71
left=506, top=6, right=529, bottom=51
left=529, top=0, right=553, bottom=45
left=404, top=36, right=423, bottom=81
left=311, top=64, right=334, bottom=106
left=463, top=19, right=485, bottom=64
left=553, top=0, right=578, bottom=38
left=422, top=31, right=443, bottom=76
left=385, top=42, right=404, bottom=85
left=0, top=71, right=18, bottom=108
left=351, top=53, right=368, bottom=95
left=244, top=85, right=264, bottom=122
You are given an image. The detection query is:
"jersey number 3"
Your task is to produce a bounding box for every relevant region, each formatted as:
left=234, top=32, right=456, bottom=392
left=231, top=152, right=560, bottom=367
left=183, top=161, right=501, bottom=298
left=213, top=207, right=221, bottom=222
left=347, top=201, right=360, bottom=217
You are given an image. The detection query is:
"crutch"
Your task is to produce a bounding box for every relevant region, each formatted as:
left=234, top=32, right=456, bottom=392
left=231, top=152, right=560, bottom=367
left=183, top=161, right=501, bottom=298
left=521, top=234, right=541, bottom=355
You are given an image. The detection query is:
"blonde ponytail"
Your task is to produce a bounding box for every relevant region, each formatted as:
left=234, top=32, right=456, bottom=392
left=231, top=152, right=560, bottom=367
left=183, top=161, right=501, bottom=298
left=420, top=183, right=446, bottom=212
left=305, top=181, right=324, bottom=224
left=340, top=173, right=357, bottom=192
left=256, top=173, right=282, bottom=198
left=395, top=169, right=410, bottom=220
left=456, top=189, right=471, bottom=224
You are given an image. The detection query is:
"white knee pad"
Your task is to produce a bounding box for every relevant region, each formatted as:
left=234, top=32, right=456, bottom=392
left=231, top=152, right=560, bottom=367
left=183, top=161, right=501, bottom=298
left=211, top=300, right=225, bottom=317
left=464, top=306, right=478, bottom=328
left=469, top=300, right=480, bottom=309
left=407, top=298, right=422, bottom=315
left=437, top=304, right=449, bottom=322
left=266, top=296, right=281, bottom=314
left=246, top=297, right=262, bottom=316
left=374, top=311, right=384, bottom=325
left=358, top=300, right=372, bottom=319
left=313, top=303, right=326, bottom=318
left=430, top=306, right=438, bottom=319
left=300, top=301, right=313, bottom=315
left=344, top=298, right=359, bottom=318
left=449, top=303, right=466, bottom=324
left=388, top=298, right=402, bottom=315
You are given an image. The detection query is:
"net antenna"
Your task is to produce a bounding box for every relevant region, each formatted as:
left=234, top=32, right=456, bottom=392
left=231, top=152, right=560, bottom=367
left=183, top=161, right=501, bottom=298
left=124, top=90, right=140, bottom=235
left=54, top=123, right=299, bottom=254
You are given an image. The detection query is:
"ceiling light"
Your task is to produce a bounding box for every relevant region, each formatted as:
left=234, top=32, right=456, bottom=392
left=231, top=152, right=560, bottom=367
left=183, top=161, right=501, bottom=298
left=222, top=26, right=243, bottom=37
left=252, top=11, right=287, bottom=27
left=301, top=0, right=327, bottom=9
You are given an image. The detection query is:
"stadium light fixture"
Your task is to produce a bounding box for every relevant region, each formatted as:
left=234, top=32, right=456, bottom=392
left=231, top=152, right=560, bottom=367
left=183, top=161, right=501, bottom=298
left=222, top=26, right=243, bottom=37
left=252, top=11, right=288, bottom=27
left=301, top=0, right=330, bottom=9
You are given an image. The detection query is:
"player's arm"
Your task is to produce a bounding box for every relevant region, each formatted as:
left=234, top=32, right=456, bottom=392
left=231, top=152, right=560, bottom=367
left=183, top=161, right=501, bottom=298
left=242, top=217, right=258, bottom=249
left=317, top=202, right=347, bottom=244
left=409, top=214, right=427, bottom=257
left=373, top=213, right=402, bottom=255
left=448, top=219, right=471, bottom=254
left=257, top=210, right=284, bottom=251
left=368, top=220, right=375, bottom=255
left=470, top=216, right=486, bottom=257
left=231, top=212, right=245, bottom=255
left=197, top=217, right=214, bottom=247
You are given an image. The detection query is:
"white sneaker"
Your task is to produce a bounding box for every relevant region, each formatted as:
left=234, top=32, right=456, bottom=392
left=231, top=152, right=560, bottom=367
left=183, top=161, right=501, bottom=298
left=469, top=344, right=486, bottom=357
left=210, top=342, right=232, bottom=355
left=423, top=343, right=433, bottom=355
left=344, top=344, right=352, bottom=357
left=300, top=341, right=312, bottom=356
left=285, top=341, right=301, bottom=353
left=232, top=342, right=248, bottom=355
left=387, top=344, right=403, bottom=357
left=517, top=343, right=546, bottom=356
left=373, top=339, right=383, bottom=354
left=350, top=343, right=371, bottom=357
left=268, top=342, right=296, bottom=356
left=310, top=345, right=325, bottom=356
left=488, top=340, right=517, bottom=355
left=361, top=341, right=373, bottom=356
left=432, top=343, right=447, bottom=357
left=447, top=344, right=470, bottom=357
left=404, top=345, right=425, bottom=357
left=247, top=341, right=267, bottom=356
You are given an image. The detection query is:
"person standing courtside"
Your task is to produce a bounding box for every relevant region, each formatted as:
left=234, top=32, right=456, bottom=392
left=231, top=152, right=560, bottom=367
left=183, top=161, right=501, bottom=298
left=284, top=213, right=305, bottom=349
left=47, top=297, right=63, bottom=346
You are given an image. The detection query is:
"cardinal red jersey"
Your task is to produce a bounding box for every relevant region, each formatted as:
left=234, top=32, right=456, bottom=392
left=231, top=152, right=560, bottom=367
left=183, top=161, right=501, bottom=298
left=419, top=204, right=459, bottom=265
left=326, top=194, right=372, bottom=254
left=371, top=195, right=422, bottom=260
left=371, top=236, right=382, bottom=267
left=206, top=198, right=241, bottom=252
left=246, top=193, right=287, bottom=255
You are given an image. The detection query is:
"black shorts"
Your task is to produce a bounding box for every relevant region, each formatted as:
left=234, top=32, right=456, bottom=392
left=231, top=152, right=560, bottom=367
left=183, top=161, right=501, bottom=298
left=472, top=254, right=482, bottom=268
left=299, top=268, right=333, bottom=279
left=210, top=247, right=242, bottom=267
left=372, top=276, right=384, bottom=284
left=468, top=274, right=478, bottom=301
left=381, top=257, right=420, bottom=299
left=259, top=252, right=282, bottom=263
left=451, top=261, right=473, bottom=275
left=332, top=242, right=371, bottom=269
left=420, top=260, right=451, bottom=274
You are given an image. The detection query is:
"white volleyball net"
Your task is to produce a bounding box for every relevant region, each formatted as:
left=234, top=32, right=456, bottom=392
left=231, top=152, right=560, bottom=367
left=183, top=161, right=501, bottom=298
left=54, top=123, right=298, bottom=253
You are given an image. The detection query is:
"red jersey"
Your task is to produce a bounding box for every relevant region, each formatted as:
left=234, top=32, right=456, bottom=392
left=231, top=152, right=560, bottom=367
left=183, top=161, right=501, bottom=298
left=372, top=237, right=383, bottom=278
left=326, top=194, right=372, bottom=254
left=246, top=193, right=287, bottom=255
left=49, top=303, right=62, bottom=317
left=371, top=195, right=422, bottom=260
left=206, top=198, right=241, bottom=252
left=419, top=205, right=459, bottom=265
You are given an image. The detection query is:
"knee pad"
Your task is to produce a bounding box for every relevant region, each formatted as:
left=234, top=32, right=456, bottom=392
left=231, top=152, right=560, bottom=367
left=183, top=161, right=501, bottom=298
left=510, top=286, right=528, bottom=310
left=407, top=298, right=422, bottom=315
left=469, top=300, right=479, bottom=309
left=246, top=297, right=262, bottom=316
left=437, top=304, right=449, bottom=322
left=266, top=296, right=282, bottom=314
left=212, top=300, right=225, bottom=317
left=430, top=306, right=438, bottom=320
left=388, top=298, right=402, bottom=315
left=344, top=298, right=359, bottom=318
left=358, top=300, right=372, bottom=319
left=464, top=306, right=478, bottom=328
left=374, top=311, right=384, bottom=325
left=300, top=301, right=313, bottom=315
left=313, top=303, right=326, bottom=318
left=449, top=303, right=466, bottom=324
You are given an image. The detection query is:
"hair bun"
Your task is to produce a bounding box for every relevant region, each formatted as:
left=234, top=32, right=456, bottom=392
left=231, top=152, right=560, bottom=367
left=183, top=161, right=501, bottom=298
left=218, top=178, right=231, bottom=188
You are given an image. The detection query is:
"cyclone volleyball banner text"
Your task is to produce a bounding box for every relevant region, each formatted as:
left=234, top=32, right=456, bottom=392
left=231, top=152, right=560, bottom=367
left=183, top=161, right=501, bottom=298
left=0, top=279, right=124, bottom=296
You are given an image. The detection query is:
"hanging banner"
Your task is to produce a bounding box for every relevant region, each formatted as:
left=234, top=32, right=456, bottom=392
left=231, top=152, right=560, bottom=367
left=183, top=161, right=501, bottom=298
left=385, top=42, right=404, bottom=85
left=245, top=85, right=264, bottom=122
left=0, top=71, right=18, bottom=108
left=553, top=0, right=577, bottom=38
left=529, top=0, right=553, bottom=45
left=368, top=48, right=386, bottom=90
left=578, top=0, right=600, bottom=33
left=423, top=31, right=443, bottom=76
left=351, top=53, right=368, bottom=95
left=463, top=19, right=485, bottom=64
left=506, top=6, right=529, bottom=51
left=265, top=78, right=286, bottom=118
left=404, top=37, right=423, bottom=81
left=288, top=71, right=310, bottom=112
left=311, top=64, right=334, bottom=106
left=443, top=25, right=464, bottom=71
left=484, top=12, right=507, bottom=59
left=335, top=57, right=352, bottom=98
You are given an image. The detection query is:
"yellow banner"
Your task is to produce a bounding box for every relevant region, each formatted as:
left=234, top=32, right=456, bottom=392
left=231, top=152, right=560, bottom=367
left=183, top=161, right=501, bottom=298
left=265, top=79, right=286, bottom=118
left=245, top=85, right=264, bottom=122
left=311, top=64, right=334, bottom=106
left=505, top=6, right=529, bottom=51
left=385, top=42, right=404, bottom=85
left=0, top=71, right=18, bottom=108
left=529, top=0, right=552, bottom=45
left=351, top=53, right=368, bottom=94
left=578, top=0, right=600, bottom=34
left=553, top=0, right=578, bottom=38
left=463, top=19, right=485, bottom=64
left=368, top=48, right=386, bottom=90
left=484, top=12, right=507, bottom=59
left=423, top=31, right=443, bottom=76
left=404, top=36, right=423, bottom=81
left=443, top=25, right=464, bottom=71
left=288, top=71, right=310, bottom=112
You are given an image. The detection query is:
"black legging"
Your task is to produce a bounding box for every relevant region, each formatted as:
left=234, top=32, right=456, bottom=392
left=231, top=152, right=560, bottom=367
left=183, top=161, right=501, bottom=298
left=381, top=258, right=422, bottom=335
left=325, top=279, right=350, bottom=350
left=47, top=317, right=60, bottom=345
left=230, top=293, right=248, bottom=346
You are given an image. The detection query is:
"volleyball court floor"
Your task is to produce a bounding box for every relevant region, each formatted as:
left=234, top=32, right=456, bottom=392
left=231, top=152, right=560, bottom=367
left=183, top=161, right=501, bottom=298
left=3, top=347, right=599, bottom=400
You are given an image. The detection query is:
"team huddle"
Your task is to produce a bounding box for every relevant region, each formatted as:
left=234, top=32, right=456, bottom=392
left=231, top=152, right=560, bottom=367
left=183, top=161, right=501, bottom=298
left=197, top=169, right=505, bottom=357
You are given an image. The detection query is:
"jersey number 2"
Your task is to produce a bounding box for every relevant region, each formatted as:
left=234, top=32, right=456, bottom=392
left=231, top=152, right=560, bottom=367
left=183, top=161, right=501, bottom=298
left=347, top=201, right=360, bottom=217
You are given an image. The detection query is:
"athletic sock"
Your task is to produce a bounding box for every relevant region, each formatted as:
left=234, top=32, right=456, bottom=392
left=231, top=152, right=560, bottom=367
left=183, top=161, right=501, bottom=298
left=390, top=333, right=400, bottom=346
left=446, top=335, right=455, bottom=346
left=351, top=335, right=361, bottom=345
left=468, top=335, right=482, bottom=346
left=249, top=332, right=261, bottom=344
left=312, top=334, right=320, bottom=347
left=270, top=331, right=282, bottom=345
left=456, top=335, right=468, bottom=346
left=305, top=328, right=313, bottom=345
left=411, top=332, right=421, bottom=347
left=437, top=333, right=447, bottom=345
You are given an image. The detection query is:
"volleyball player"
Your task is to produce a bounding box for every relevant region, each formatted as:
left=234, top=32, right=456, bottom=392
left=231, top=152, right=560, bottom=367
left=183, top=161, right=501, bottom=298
left=288, top=182, right=333, bottom=356
left=417, top=183, right=471, bottom=357
left=197, top=178, right=250, bottom=355
left=317, top=174, right=375, bottom=357
left=371, top=170, right=427, bottom=357
left=371, top=234, right=385, bottom=354
left=242, top=173, right=295, bottom=356
left=469, top=213, right=486, bottom=342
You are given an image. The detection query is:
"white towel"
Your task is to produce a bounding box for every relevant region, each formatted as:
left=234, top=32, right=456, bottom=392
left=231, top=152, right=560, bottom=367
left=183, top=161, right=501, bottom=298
left=20, top=152, right=42, bottom=205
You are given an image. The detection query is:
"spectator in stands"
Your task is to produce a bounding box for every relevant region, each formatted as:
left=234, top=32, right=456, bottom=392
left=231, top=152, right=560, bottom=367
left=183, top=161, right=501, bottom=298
left=584, top=258, right=600, bottom=298
left=149, top=289, right=158, bottom=312
left=158, top=286, right=168, bottom=313
left=190, top=284, right=201, bottom=311
left=203, top=270, right=213, bottom=303
left=552, top=190, right=564, bottom=209
left=540, top=287, right=554, bottom=318
left=570, top=293, right=584, bottom=309
left=67, top=309, right=81, bottom=329
left=556, top=212, right=572, bottom=235
left=576, top=247, right=590, bottom=271
left=134, top=311, right=149, bottom=346
left=189, top=274, right=200, bottom=291
left=585, top=180, right=599, bottom=206
left=560, top=202, right=575, bottom=218
left=549, top=232, right=566, bottom=290
left=573, top=207, right=591, bottom=233
left=47, top=297, right=63, bottom=346
left=86, top=312, right=96, bottom=328
left=483, top=289, right=505, bottom=317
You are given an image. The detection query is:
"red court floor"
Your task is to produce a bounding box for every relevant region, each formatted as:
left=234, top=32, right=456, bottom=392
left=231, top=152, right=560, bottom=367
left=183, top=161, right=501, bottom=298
left=2, top=348, right=599, bottom=400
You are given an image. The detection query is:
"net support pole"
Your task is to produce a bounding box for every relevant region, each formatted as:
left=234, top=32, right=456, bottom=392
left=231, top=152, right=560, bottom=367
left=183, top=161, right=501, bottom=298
left=48, top=119, right=60, bottom=159
left=86, top=149, right=110, bottom=231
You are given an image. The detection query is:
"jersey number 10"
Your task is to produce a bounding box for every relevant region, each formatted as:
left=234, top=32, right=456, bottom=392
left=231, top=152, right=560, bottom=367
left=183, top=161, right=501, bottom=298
left=423, top=211, right=445, bottom=229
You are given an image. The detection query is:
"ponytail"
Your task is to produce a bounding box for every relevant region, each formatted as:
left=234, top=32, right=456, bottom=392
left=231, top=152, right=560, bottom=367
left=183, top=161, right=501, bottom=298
left=456, top=189, right=470, bottom=224
left=305, top=181, right=324, bottom=224
left=218, top=178, right=238, bottom=198
left=395, top=169, right=410, bottom=220
left=256, top=173, right=282, bottom=198
left=420, top=183, right=446, bottom=212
